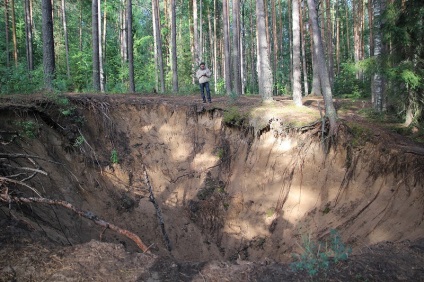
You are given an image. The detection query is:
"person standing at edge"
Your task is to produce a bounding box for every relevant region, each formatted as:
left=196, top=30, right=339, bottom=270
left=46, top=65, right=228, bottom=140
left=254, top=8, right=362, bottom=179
left=196, top=62, right=212, bottom=103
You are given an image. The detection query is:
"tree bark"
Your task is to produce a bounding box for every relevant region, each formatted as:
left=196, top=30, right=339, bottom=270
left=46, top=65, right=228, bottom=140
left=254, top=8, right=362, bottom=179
left=256, top=0, right=273, bottom=101
left=292, top=0, right=302, bottom=105
left=368, top=0, right=374, bottom=57
left=4, top=0, right=10, bottom=68
left=61, top=0, right=71, bottom=79
left=326, top=0, right=334, bottom=85
left=271, top=0, right=278, bottom=94
left=79, top=0, right=83, bottom=51
left=24, top=0, right=34, bottom=72
left=300, top=2, right=308, bottom=96
left=170, top=0, right=179, bottom=92
left=232, top=0, right=242, bottom=96
left=10, top=0, right=18, bottom=66
left=353, top=0, right=364, bottom=79
left=42, top=0, right=55, bottom=90
left=152, top=0, right=165, bottom=93
left=309, top=18, right=322, bottom=96
left=213, top=0, right=218, bottom=93
left=98, top=0, right=105, bottom=92
left=307, top=0, right=338, bottom=130
left=193, top=0, right=199, bottom=64
left=371, top=0, right=386, bottom=112
left=92, top=0, right=100, bottom=91
left=223, top=0, right=232, bottom=94
left=127, top=0, right=135, bottom=92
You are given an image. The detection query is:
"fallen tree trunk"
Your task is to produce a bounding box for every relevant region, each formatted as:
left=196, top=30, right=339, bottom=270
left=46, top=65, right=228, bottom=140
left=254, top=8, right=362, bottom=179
left=0, top=194, right=150, bottom=253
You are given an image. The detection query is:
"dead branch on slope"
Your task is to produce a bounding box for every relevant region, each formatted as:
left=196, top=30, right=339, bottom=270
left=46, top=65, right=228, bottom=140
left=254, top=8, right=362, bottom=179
left=0, top=191, right=150, bottom=253
left=142, top=164, right=172, bottom=252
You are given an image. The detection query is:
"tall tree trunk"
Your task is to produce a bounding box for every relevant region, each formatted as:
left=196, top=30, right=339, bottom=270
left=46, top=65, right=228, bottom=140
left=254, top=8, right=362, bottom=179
left=127, top=0, right=135, bottom=92
left=371, top=0, right=386, bottom=112
left=42, top=0, right=55, bottom=90
left=336, top=17, right=340, bottom=73
left=240, top=3, right=245, bottom=95
left=368, top=0, right=374, bottom=56
left=120, top=0, right=127, bottom=64
left=256, top=0, right=273, bottom=101
left=223, top=0, right=231, bottom=94
left=250, top=0, right=257, bottom=92
left=79, top=0, right=82, bottom=51
left=170, top=0, right=178, bottom=92
left=98, top=0, right=105, bottom=92
left=326, top=0, right=334, bottom=85
left=213, top=0, right=218, bottom=93
left=61, top=0, right=70, bottom=79
left=232, top=0, right=242, bottom=96
left=24, top=0, right=34, bottom=72
left=4, top=0, right=10, bottom=68
left=271, top=0, right=278, bottom=94
left=193, top=0, right=199, bottom=64
left=153, top=0, right=159, bottom=90
left=309, top=18, right=322, bottom=96
left=264, top=0, right=270, bottom=56
left=199, top=0, right=203, bottom=62
left=353, top=0, right=363, bottom=78
left=307, top=0, right=337, bottom=130
left=345, top=0, right=350, bottom=59
left=10, top=0, right=18, bottom=66
left=300, top=1, right=308, bottom=96
left=103, top=0, right=107, bottom=61
left=92, top=0, right=100, bottom=91
left=152, top=0, right=165, bottom=93
left=292, top=0, right=302, bottom=105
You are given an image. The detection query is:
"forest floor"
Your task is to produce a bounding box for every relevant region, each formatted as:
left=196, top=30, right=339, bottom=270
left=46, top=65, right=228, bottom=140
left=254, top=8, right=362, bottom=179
left=1, top=93, right=424, bottom=281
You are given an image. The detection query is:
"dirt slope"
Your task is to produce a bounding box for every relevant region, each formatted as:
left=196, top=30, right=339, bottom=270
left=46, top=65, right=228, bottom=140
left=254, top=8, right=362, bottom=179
left=1, top=94, right=424, bottom=281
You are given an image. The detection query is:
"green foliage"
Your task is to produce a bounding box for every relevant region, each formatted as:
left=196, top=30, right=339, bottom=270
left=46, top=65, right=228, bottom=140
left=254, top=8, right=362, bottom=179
left=73, top=135, right=85, bottom=147
left=0, top=64, right=44, bottom=94
left=228, top=91, right=239, bottom=103
left=216, top=148, right=225, bottom=159
left=16, top=120, right=37, bottom=139
left=291, top=229, right=351, bottom=277
left=223, top=107, right=248, bottom=127
left=110, top=149, right=119, bottom=164
left=347, top=122, right=373, bottom=147
left=333, top=61, right=370, bottom=99
left=266, top=208, right=275, bottom=218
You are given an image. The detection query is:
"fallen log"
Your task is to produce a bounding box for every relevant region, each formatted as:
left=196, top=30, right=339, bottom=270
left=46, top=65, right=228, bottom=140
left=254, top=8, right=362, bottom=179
left=0, top=194, right=150, bottom=253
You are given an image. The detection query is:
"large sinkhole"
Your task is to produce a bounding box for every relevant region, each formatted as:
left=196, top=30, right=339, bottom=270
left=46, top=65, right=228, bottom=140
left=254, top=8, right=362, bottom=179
left=1, top=95, right=424, bottom=280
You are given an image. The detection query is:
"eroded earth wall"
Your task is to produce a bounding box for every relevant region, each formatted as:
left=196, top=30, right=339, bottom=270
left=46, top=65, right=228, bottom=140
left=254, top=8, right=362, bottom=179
left=1, top=96, right=423, bottom=263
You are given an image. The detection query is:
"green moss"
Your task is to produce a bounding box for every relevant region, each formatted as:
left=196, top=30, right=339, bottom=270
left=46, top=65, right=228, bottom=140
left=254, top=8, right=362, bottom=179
left=347, top=122, right=373, bottom=147
left=223, top=107, right=248, bottom=127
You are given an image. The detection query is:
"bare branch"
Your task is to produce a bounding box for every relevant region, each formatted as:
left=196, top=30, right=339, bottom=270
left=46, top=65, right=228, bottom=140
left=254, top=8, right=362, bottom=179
left=1, top=163, right=48, bottom=175
left=0, top=194, right=150, bottom=253
left=0, top=176, right=42, bottom=197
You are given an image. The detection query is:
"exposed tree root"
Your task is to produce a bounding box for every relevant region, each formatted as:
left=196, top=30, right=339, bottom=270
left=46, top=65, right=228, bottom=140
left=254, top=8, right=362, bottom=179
left=143, top=164, right=172, bottom=252
left=0, top=192, right=151, bottom=253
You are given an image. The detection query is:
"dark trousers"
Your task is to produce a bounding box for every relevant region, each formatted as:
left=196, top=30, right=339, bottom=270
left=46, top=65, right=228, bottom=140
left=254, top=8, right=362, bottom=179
left=200, top=82, right=211, bottom=102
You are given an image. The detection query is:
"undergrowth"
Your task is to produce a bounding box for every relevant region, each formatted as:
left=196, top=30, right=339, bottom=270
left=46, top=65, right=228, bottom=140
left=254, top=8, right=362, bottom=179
left=223, top=107, right=248, bottom=127
left=291, top=229, right=352, bottom=277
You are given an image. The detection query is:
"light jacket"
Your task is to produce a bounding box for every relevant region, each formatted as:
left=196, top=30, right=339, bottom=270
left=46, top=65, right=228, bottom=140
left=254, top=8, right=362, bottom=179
left=196, top=68, right=212, bottom=84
